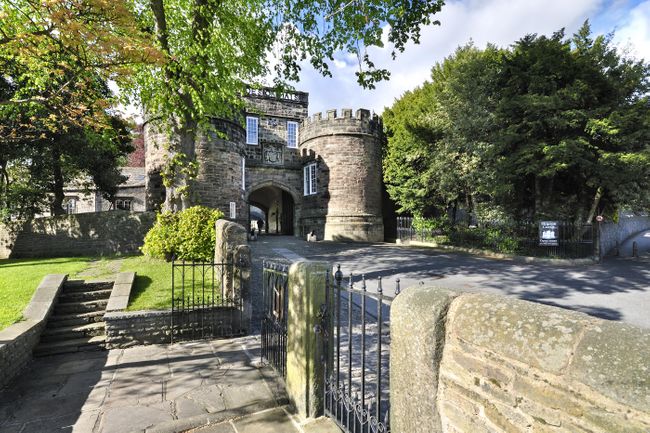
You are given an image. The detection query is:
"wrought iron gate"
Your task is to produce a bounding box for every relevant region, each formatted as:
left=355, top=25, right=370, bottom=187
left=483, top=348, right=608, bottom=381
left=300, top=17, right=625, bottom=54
left=170, top=258, right=246, bottom=343
left=320, top=266, right=398, bottom=433
left=261, top=260, right=289, bottom=377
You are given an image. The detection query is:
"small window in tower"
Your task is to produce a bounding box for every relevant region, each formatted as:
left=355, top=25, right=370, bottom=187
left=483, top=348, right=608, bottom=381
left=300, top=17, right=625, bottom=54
left=246, top=116, right=258, bottom=145
left=241, top=157, right=246, bottom=190
left=303, top=163, right=317, bottom=196
left=287, top=121, right=298, bottom=148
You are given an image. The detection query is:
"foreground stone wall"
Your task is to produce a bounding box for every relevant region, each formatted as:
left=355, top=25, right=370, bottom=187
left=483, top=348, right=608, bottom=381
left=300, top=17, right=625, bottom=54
left=600, top=214, right=650, bottom=256
left=391, top=287, right=650, bottom=433
left=1, top=211, right=155, bottom=258
left=0, top=274, right=66, bottom=389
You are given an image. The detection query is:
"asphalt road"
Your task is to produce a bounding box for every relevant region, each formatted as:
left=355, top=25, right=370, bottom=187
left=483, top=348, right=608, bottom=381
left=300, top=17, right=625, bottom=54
left=250, top=232, right=650, bottom=329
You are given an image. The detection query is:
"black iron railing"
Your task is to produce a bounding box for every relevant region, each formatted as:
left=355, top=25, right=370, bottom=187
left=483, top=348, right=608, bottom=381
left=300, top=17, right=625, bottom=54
left=170, top=258, right=245, bottom=343
left=321, top=265, right=399, bottom=433
left=261, top=260, right=290, bottom=378
left=397, top=216, right=595, bottom=259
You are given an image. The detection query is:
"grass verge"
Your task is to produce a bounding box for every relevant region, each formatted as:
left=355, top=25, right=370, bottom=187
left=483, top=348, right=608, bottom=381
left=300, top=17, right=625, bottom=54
left=0, top=257, right=93, bottom=330
left=0, top=254, right=178, bottom=330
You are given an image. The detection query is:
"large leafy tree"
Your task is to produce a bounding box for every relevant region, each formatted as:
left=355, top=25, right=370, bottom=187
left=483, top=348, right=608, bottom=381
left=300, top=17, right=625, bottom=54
left=384, top=23, right=650, bottom=223
left=0, top=0, right=154, bottom=219
left=383, top=44, right=503, bottom=217
left=125, top=0, right=446, bottom=210
left=494, top=24, right=650, bottom=222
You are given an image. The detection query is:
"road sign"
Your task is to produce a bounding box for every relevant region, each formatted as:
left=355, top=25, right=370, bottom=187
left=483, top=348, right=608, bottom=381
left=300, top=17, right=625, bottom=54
left=539, top=221, right=559, bottom=246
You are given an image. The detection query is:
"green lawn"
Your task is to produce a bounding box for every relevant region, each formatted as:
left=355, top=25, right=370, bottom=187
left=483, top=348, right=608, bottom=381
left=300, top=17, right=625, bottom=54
left=121, top=255, right=173, bottom=311
left=0, top=254, right=178, bottom=330
left=0, top=257, right=93, bottom=330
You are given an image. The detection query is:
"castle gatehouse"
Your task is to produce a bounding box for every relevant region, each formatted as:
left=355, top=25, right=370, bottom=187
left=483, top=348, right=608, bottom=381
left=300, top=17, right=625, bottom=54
left=144, top=87, right=385, bottom=242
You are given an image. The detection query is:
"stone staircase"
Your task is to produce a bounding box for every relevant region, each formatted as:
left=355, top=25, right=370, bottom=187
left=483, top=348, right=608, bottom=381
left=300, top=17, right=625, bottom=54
left=34, top=280, right=113, bottom=356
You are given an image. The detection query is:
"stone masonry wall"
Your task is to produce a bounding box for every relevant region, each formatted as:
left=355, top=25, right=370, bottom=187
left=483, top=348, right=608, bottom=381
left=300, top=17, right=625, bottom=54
left=300, top=109, right=384, bottom=242
left=2, top=211, right=155, bottom=258
left=600, top=214, right=650, bottom=256
left=104, top=309, right=244, bottom=348
left=194, top=119, right=247, bottom=226
left=243, top=90, right=307, bottom=168
left=0, top=274, right=66, bottom=389
left=391, top=287, right=650, bottom=433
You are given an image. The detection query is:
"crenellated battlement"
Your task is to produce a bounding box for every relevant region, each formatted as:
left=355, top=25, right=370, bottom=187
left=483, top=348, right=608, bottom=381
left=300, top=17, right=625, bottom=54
left=303, top=108, right=377, bottom=123
left=299, top=108, right=382, bottom=146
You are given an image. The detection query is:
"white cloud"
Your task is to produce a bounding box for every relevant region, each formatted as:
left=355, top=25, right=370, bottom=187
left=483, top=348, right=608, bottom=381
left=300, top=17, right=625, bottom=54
left=298, top=0, right=606, bottom=115
left=613, top=1, right=650, bottom=61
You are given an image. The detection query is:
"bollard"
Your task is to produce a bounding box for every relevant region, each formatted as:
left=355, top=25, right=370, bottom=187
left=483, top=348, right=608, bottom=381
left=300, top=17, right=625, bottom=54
left=632, top=241, right=639, bottom=258
left=614, top=241, right=620, bottom=257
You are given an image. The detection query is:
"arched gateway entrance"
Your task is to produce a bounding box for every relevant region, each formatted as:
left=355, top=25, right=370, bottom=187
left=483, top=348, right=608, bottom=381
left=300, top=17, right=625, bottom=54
left=247, top=183, right=297, bottom=236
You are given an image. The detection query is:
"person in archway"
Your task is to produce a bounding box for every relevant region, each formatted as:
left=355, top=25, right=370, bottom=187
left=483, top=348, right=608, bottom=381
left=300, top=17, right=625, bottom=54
left=257, top=218, right=264, bottom=234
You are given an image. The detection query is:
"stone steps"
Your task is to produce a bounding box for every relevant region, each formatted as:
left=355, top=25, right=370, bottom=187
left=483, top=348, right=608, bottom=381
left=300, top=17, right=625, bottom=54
left=40, top=322, right=106, bottom=343
left=54, top=299, right=109, bottom=315
left=62, top=280, right=113, bottom=293
left=58, top=289, right=112, bottom=303
left=33, top=335, right=107, bottom=357
left=47, top=311, right=105, bottom=328
left=34, top=279, right=113, bottom=356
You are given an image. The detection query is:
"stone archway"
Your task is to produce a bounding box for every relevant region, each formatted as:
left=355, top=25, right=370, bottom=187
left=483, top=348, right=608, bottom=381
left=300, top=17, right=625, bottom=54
left=246, top=181, right=300, bottom=236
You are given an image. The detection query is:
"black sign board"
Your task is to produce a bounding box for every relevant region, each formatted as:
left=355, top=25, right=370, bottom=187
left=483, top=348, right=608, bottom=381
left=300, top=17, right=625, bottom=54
left=539, top=221, right=559, bottom=246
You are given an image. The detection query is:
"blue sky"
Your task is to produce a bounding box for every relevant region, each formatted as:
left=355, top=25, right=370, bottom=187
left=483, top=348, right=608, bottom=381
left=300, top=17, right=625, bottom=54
left=296, top=0, right=650, bottom=116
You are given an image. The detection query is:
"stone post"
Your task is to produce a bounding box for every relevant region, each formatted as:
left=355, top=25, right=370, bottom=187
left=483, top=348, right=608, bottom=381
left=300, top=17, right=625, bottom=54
left=214, top=219, right=247, bottom=300
left=286, top=260, right=329, bottom=419
left=390, top=286, right=459, bottom=433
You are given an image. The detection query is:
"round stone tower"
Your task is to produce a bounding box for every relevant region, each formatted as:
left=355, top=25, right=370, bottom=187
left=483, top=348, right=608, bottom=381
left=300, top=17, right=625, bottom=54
left=193, top=118, right=247, bottom=225
left=143, top=120, right=170, bottom=211
left=143, top=118, right=247, bottom=225
left=300, top=108, right=384, bottom=242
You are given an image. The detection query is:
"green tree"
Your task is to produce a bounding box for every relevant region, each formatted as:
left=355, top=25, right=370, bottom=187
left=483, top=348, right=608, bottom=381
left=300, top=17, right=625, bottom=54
left=383, top=44, right=502, bottom=219
left=494, top=23, right=650, bottom=221
left=125, top=0, right=446, bottom=210
left=383, top=23, right=650, bottom=223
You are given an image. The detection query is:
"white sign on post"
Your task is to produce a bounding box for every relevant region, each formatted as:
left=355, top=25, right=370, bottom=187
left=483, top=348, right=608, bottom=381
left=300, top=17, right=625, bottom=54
left=539, top=221, right=559, bottom=246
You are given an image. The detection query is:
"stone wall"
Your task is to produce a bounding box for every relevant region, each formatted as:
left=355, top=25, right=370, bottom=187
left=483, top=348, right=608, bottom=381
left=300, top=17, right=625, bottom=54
left=300, top=109, right=384, bottom=242
left=600, top=214, right=650, bottom=256
left=0, top=211, right=155, bottom=258
left=104, top=309, right=245, bottom=348
left=391, top=287, right=650, bottom=433
left=0, top=274, right=67, bottom=389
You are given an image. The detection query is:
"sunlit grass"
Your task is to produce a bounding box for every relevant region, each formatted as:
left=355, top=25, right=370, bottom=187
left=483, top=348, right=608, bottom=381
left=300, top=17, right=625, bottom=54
left=0, top=257, right=93, bottom=330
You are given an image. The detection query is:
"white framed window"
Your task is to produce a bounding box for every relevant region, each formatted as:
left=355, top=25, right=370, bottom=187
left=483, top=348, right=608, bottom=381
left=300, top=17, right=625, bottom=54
left=229, top=202, right=236, bottom=219
left=287, top=121, right=298, bottom=148
left=63, top=197, right=77, bottom=214
left=241, top=157, right=246, bottom=190
left=116, top=198, right=132, bottom=211
left=303, top=163, right=317, bottom=196
left=246, top=116, right=258, bottom=145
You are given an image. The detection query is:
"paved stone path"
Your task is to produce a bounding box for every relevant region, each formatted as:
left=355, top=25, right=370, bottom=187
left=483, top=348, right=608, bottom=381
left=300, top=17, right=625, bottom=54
left=0, top=336, right=337, bottom=433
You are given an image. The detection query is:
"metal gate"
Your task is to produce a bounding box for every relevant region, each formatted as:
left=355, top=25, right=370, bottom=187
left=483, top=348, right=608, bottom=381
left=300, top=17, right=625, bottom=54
left=320, top=266, right=398, bottom=433
left=170, top=258, right=246, bottom=343
left=260, top=260, right=289, bottom=377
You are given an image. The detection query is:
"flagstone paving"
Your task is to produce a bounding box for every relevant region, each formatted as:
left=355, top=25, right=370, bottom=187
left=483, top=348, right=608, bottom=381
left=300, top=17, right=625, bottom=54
left=0, top=336, right=336, bottom=433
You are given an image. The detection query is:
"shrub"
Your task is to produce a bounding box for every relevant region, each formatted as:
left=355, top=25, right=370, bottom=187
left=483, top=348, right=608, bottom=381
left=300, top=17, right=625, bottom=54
left=142, top=206, right=224, bottom=261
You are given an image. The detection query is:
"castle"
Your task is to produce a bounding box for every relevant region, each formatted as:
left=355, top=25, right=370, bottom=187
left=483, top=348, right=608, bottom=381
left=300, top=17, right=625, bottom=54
left=143, top=87, right=387, bottom=242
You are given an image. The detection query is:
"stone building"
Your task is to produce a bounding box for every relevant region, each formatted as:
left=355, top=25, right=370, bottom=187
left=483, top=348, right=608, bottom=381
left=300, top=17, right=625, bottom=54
left=54, top=167, right=146, bottom=215
left=144, top=87, right=385, bottom=242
